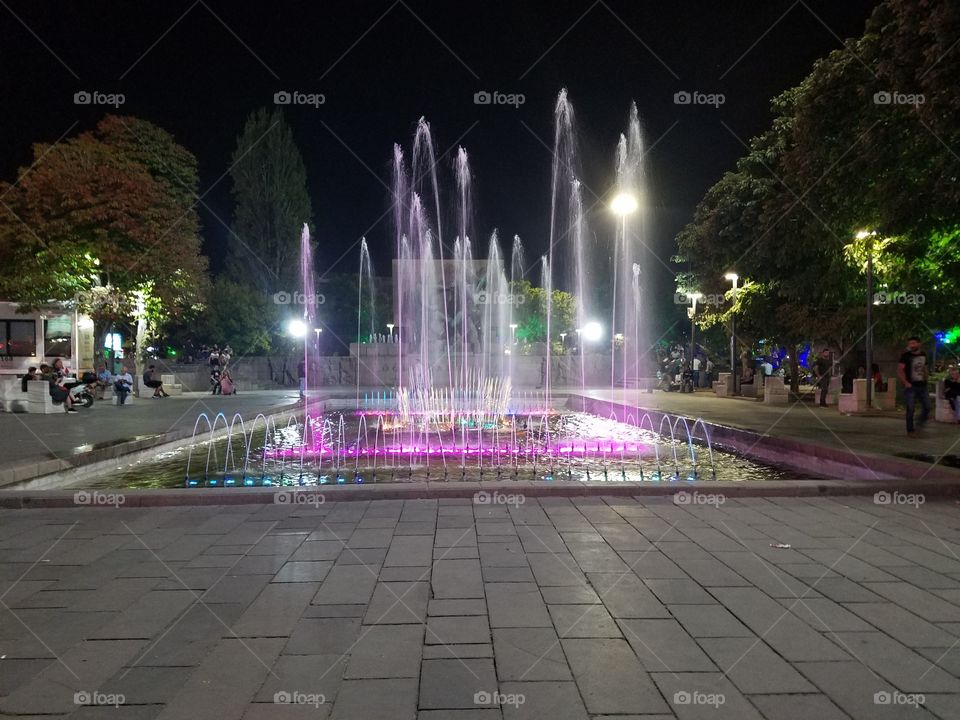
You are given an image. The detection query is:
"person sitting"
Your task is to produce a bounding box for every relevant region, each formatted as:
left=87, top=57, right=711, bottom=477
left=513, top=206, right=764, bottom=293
left=143, top=365, right=169, bottom=398
left=871, top=363, right=885, bottom=392
left=41, top=363, right=76, bottom=413
left=20, top=366, right=38, bottom=392
left=220, top=368, right=237, bottom=395
left=741, top=366, right=755, bottom=384
left=841, top=366, right=856, bottom=394
left=945, top=366, right=960, bottom=423
left=95, top=363, right=113, bottom=400
left=113, top=368, right=134, bottom=405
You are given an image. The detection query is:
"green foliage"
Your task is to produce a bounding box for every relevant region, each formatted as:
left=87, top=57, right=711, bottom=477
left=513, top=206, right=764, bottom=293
left=197, top=278, right=275, bottom=355
left=511, top=281, right=577, bottom=345
left=675, top=0, right=960, bottom=352
left=227, top=108, right=313, bottom=294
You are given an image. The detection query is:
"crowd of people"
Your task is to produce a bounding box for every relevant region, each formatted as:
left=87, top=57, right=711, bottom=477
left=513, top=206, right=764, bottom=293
left=204, top=345, right=237, bottom=396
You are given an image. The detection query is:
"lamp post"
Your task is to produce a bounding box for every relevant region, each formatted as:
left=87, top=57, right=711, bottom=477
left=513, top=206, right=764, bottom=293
left=725, top=272, right=739, bottom=394
left=509, top=323, right=518, bottom=344
left=686, top=292, right=703, bottom=373
left=560, top=332, right=567, bottom=352
left=313, top=327, right=322, bottom=350
left=386, top=323, right=394, bottom=343
left=857, top=230, right=877, bottom=408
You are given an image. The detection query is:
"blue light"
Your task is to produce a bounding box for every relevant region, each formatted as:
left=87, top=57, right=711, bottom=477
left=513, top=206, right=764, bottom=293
left=224, top=476, right=236, bottom=486
left=208, top=479, right=218, bottom=486
left=243, top=477, right=256, bottom=486
left=318, top=475, right=329, bottom=485
left=186, top=478, right=199, bottom=487
left=336, top=475, right=346, bottom=484
left=260, top=477, right=273, bottom=486
left=354, top=475, right=364, bottom=484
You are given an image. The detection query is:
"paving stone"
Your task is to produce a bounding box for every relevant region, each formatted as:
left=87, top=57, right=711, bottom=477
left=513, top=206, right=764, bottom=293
left=426, top=615, right=490, bottom=645
left=331, top=678, right=418, bottom=720
left=651, top=672, right=764, bottom=720
left=288, top=541, right=343, bottom=562
left=249, top=533, right=307, bottom=556
left=516, top=525, right=567, bottom=554
left=384, top=535, right=433, bottom=567
left=136, top=603, right=245, bottom=666
left=667, top=604, right=753, bottom=637
left=699, top=637, right=816, bottom=693
left=827, top=632, right=960, bottom=692
left=422, top=643, right=494, bottom=659
left=428, top=598, right=487, bottom=616
left=232, top=582, right=318, bottom=637
left=433, top=559, right=484, bottom=599
left=482, top=566, right=534, bottom=582
left=619, top=550, right=688, bottom=578
left=644, top=578, right=715, bottom=604
left=539, top=585, right=600, bottom=605
left=301, top=604, right=367, bottom=618
left=202, top=574, right=272, bottom=604
left=0, top=657, right=49, bottom=695
left=253, top=652, right=344, bottom=708
left=527, top=553, right=587, bottom=586
left=712, top=551, right=816, bottom=598
left=843, top=602, right=957, bottom=647
left=775, top=597, right=875, bottom=632
left=587, top=572, right=670, bottom=618
left=344, top=625, right=423, bottom=679
left=395, top=521, right=436, bottom=535
left=283, top=618, right=361, bottom=655
left=500, top=681, right=588, bottom=720
left=436, top=547, right=481, bottom=559
left=617, top=619, right=715, bottom=672
left=749, top=693, right=857, bottom=720
left=862, top=582, right=960, bottom=621
left=273, top=561, right=333, bottom=582
left=379, top=565, right=430, bottom=581
left=796, top=661, right=940, bottom=720
left=0, top=639, right=146, bottom=713
left=419, top=658, right=498, bottom=710
left=88, top=590, right=195, bottom=640
left=486, top=583, right=551, bottom=628
left=243, top=703, right=329, bottom=719
left=657, top=544, right=750, bottom=587
left=335, top=547, right=387, bottom=565
left=549, top=604, right=621, bottom=638
left=710, top=587, right=850, bottom=662
left=104, top=666, right=194, bottom=704
left=228, top=554, right=291, bottom=575
left=491, top=626, right=570, bottom=681
left=567, top=543, right=629, bottom=573
left=312, top=565, right=378, bottom=605
left=562, top=638, right=668, bottom=714
left=435, top=528, right=477, bottom=547
left=478, top=541, right=529, bottom=567
left=364, top=581, right=429, bottom=624
left=810, top=577, right=884, bottom=603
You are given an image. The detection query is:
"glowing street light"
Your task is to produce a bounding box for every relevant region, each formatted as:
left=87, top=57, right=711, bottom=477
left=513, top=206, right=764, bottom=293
left=725, top=272, right=740, bottom=393
left=386, top=323, right=395, bottom=336
left=582, top=321, right=603, bottom=343
left=610, top=192, right=639, bottom=217
left=287, top=318, right=307, bottom=338
left=509, top=323, right=518, bottom=343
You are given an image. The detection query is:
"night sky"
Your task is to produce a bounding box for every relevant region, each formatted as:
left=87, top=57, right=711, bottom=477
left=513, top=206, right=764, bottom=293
left=0, top=0, right=880, bottom=299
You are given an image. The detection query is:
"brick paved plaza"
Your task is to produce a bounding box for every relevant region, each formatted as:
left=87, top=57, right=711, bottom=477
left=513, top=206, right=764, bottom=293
left=2, top=494, right=960, bottom=719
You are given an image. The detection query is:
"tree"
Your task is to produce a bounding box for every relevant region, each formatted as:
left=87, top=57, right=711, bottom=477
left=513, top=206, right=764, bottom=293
left=197, top=278, right=274, bottom=355
left=0, top=116, right=208, bottom=370
left=227, top=108, right=313, bottom=294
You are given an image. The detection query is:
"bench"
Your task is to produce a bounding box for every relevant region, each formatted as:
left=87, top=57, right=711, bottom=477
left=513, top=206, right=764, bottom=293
left=111, top=388, right=135, bottom=405
left=160, top=374, right=184, bottom=396
left=713, top=372, right=733, bottom=397
left=936, top=380, right=958, bottom=423
left=740, top=372, right=765, bottom=399
left=838, top=378, right=868, bottom=414
left=26, top=380, right=63, bottom=414
left=0, top=378, right=30, bottom=413
left=763, top=377, right=790, bottom=404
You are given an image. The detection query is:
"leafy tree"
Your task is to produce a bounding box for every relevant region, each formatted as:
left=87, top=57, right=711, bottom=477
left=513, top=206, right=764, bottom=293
left=197, top=278, right=274, bottom=355
left=227, top=108, right=313, bottom=294
left=0, top=116, right=208, bottom=370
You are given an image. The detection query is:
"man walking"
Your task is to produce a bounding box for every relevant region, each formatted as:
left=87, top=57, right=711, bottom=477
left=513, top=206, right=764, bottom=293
left=897, top=336, right=930, bottom=437
left=812, top=348, right=832, bottom=407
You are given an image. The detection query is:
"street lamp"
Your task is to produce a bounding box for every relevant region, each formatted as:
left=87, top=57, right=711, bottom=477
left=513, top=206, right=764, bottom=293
left=559, top=332, right=567, bottom=351
left=582, top=321, right=603, bottom=343
left=610, top=192, right=639, bottom=217
left=287, top=318, right=307, bottom=338
left=509, top=323, right=518, bottom=344
left=857, top=230, right=878, bottom=407
left=686, top=292, right=703, bottom=374
left=725, top=272, right=740, bottom=393
left=386, top=323, right=395, bottom=344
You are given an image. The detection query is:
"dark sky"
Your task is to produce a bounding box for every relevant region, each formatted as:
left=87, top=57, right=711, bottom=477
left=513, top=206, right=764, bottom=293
left=0, top=0, right=880, bottom=296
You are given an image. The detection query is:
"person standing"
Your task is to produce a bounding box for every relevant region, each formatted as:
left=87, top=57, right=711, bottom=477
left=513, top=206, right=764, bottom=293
left=692, top=355, right=702, bottom=389
left=297, top=359, right=306, bottom=399
left=897, top=336, right=930, bottom=436
left=704, top=357, right=714, bottom=387
left=944, top=366, right=960, bottom=423
left=812, top=348, right=832, bottom=407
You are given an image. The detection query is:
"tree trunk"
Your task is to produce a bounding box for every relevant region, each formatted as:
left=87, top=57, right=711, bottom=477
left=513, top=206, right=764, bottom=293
left=790, top=345, right=800, bottom=394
